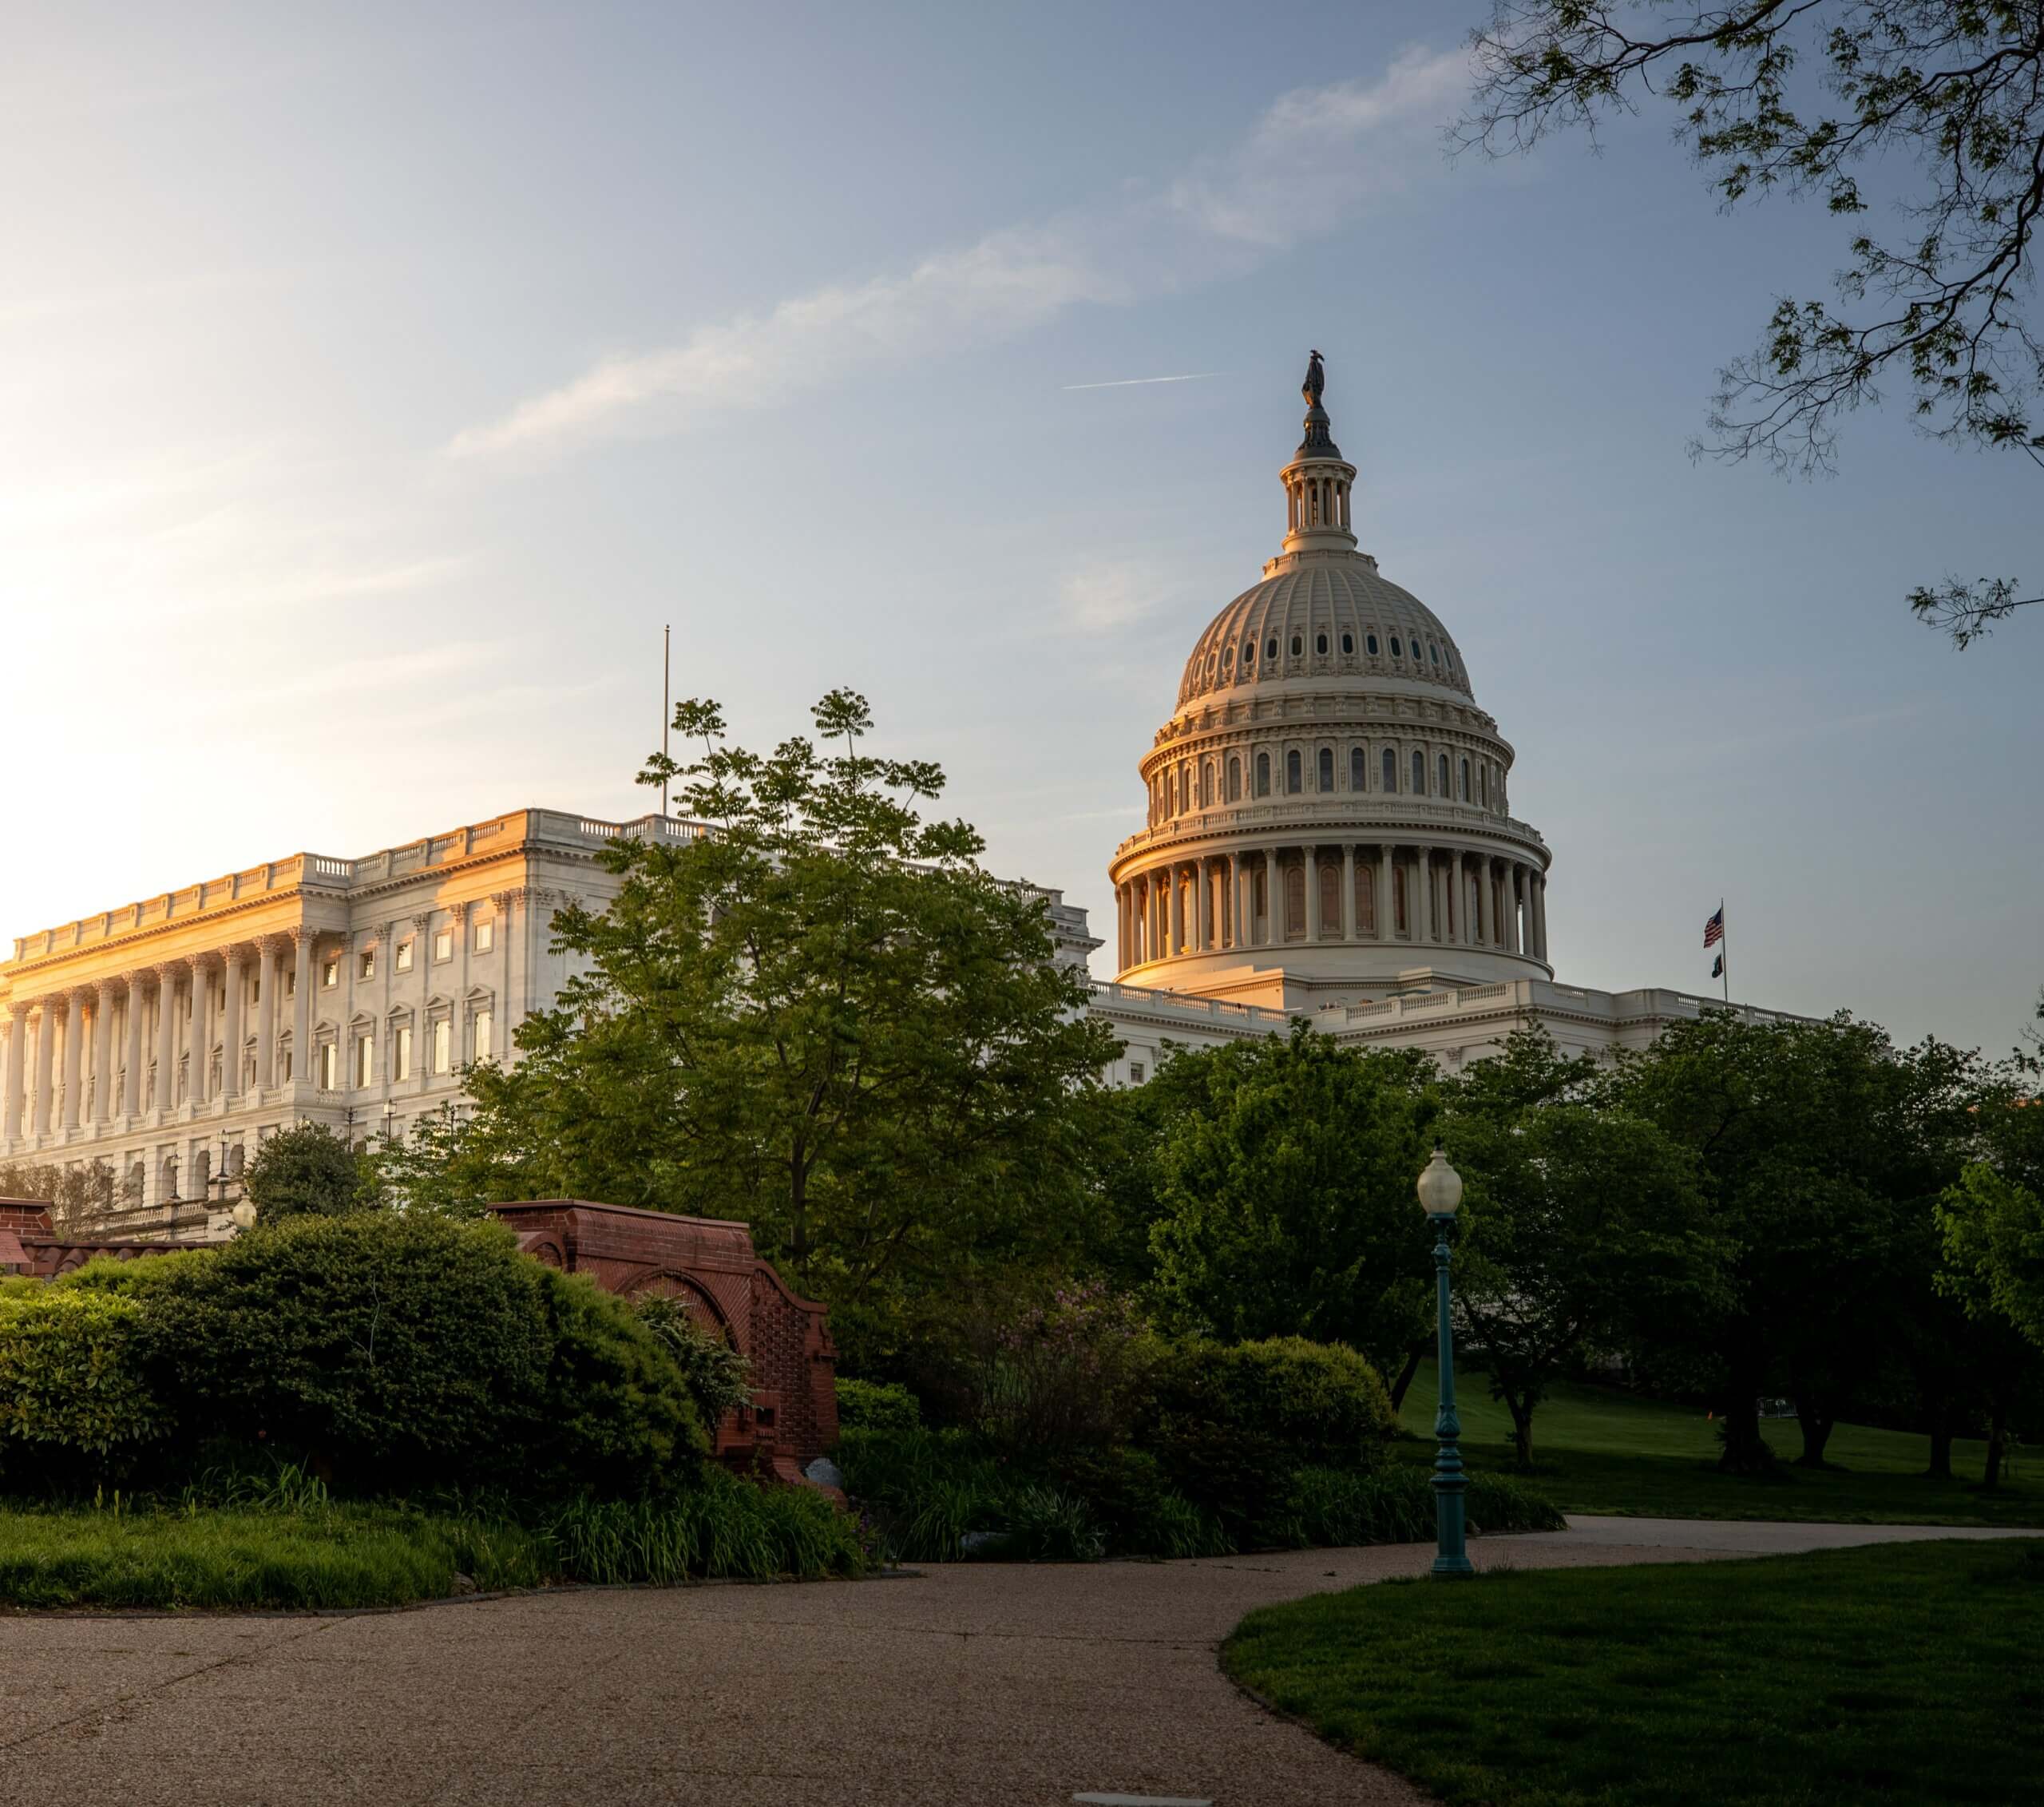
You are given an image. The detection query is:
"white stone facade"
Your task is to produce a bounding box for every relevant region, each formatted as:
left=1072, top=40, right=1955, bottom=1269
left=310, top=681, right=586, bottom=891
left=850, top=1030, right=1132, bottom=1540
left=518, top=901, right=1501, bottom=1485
left=0, top=809, right=701, bottom=1230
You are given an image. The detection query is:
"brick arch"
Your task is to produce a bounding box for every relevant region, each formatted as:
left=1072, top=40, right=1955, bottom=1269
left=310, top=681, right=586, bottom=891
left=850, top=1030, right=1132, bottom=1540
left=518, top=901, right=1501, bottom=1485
left=624, top=1270, right=733, bottom=1341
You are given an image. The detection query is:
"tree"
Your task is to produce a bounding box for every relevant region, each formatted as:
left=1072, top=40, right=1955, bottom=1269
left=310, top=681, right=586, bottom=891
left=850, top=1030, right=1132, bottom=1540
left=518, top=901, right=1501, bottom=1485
left=1939, top=1054, right=2044, bottom=1352
left=377, top=690, right=1121, bottom=1361
left=1461, top=2, right=2044, bottom=646
left=1612, top=1011, right=1976, bottom=1472
left=1442, top=1030, right=1723, bottom=1467
left=1144, top=1026, right=1440, bottom=1384
left=0, top=1159, right=117, bottom=1234
left=240, top=1123, right=373, bottom=1222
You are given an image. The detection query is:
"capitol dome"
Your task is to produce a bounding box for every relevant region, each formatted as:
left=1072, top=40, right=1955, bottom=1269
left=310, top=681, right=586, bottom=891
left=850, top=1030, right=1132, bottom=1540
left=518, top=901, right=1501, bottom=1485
left=1107, top=355, right=1552, bottom=1011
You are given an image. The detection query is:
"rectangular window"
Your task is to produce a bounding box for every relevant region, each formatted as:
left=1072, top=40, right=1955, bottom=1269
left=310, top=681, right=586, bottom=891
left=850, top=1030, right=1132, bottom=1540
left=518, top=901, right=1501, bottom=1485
left=395, top=940, right=414, bottom=973
left=473, top=1010, right=493, bottom=1062
left=434, top=929, right=453, bottom=961
left=1129, top=1061, right=1145, bottom=1084
left=355, top=1034, right=374, bottom=1088
left=393, top=1025, right=412, bottom=1083
left=280, top=1048, right=294, bottom=1083
left=359, top=949, right=376, bottom=981
left=284, top=969, right=295, bottom=997
left=473, top=918, right=495, bottom=954
left=319, top=1042, right=338, bottom=1090
left=322, top=958, right=339, bottom=989
left=433, top=1018, right=451, bottom=1074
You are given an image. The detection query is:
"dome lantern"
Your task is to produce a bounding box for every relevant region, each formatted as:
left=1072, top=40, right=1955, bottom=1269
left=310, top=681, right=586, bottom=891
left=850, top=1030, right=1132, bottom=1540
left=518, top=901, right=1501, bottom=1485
left=1278, top=349, right=1358, bottom=558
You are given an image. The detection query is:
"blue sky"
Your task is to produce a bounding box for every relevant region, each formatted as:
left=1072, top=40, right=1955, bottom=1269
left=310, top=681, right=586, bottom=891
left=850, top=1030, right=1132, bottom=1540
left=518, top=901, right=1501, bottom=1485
left=2, top=2, right=2036, bottom=1053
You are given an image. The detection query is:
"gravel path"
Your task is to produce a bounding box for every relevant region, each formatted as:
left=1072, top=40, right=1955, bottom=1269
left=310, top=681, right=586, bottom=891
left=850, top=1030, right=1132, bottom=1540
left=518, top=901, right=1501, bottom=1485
left=0, top=1520, right=2023, bottom=1807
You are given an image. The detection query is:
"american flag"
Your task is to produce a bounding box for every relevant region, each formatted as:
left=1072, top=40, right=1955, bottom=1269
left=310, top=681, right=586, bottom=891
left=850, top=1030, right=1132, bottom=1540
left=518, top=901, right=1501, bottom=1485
left=1703, top=905, right=1725, bottom=949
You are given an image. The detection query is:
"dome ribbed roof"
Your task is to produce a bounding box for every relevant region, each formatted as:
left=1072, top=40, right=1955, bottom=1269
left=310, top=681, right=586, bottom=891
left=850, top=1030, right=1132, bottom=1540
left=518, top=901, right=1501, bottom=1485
left=1175, top=556, right=1473, bottom=711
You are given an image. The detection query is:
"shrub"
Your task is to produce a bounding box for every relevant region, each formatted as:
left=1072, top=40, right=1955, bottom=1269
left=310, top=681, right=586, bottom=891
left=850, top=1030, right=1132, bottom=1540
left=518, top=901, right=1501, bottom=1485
left=540, top=1468, right=866, bottom=1583
left=1047, top=1445, right=1228, bottom=1557
left=635, top=1294, right=751, bottom=1429
left=835, top=1377, right=921, bottom=1435
left=1140, top=1337, right=1397, bottom=1537
left=240, top=1123, right=373, bottom=1221
left=525, top=1267, right=708, bottom=1499
left=56, top=1249, right=212, bottom=1298
left=964, top=1284, right=1162, bottom=1461
left=0, top=1290, right=165, bottom=1480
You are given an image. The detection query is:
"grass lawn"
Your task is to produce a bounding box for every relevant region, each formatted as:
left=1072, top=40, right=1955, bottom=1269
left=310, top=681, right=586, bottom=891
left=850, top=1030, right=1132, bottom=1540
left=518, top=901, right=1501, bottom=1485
left=0, top=1502, right=545, bottom=1611
left=1397, top=1361, right=2044, bottom=1527
left=1225, top=1539, right=2044, bottom=1807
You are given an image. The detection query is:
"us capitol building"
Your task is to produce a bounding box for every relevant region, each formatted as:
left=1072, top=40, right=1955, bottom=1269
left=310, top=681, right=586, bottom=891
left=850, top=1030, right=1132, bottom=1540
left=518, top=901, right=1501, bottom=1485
left=0, top=358, right=1796, bottom=1232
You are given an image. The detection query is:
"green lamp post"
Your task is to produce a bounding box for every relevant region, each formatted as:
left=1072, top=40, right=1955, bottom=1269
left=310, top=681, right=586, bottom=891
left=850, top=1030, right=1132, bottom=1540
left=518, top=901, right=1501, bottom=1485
left=1417, top=1147, right=1473, bottom=1579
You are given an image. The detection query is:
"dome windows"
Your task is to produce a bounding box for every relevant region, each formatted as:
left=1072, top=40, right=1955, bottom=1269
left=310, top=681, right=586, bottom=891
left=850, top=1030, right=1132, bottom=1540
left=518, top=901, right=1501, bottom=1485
left=1226, top=756, right=1242, bottom=802
left=1289, top=634, right=1303, bottom=658
left=1389, top=635, right=1404, bottom=658
left=1429, top=642, right=1440, bottom=667
left=1349, top=746, right=1365, bottom=791
left=1222, top=644, right=1234, bottom=669
left=1242, top=640, right=1255, bottom=666
left=1285, top=750, right=1303, bottom=794
left=1256, top=752, right=1271, bottom=797
left=1381, top=747, right=1397, bottom=792
left=1317, top=747, right=1334, bottom=791
left=1411, top=750, right=1425, bottom=794
left=1438, top=752, right=1451, bottom=795
left=1460, top=756, right=1471, bottom=802
left=1341, top=632, right=1353, bottom=655
left=1266, top=636, right=1278, bottom=660
left=1366, top=632, right=1380, bottom=656
left=1315, top=632, right=1328, bottom=656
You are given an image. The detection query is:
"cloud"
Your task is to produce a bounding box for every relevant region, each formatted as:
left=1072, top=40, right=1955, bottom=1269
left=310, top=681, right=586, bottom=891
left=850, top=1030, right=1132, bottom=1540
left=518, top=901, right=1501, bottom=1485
left=1060, top=560, right=1174, bottom=634
left=1061, top=372, right=1221, bottom=391
left=449, top=43, right=1467, bottom=462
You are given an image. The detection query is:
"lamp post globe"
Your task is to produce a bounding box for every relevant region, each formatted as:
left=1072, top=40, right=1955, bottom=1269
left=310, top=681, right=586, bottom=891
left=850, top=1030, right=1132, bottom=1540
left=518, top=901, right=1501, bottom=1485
left=1418, top=1147, right=1474, bottom=1579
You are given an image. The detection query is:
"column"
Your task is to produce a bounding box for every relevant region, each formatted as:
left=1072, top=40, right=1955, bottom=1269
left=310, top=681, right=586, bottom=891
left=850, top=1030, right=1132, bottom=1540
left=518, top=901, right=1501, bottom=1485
left=30, top=1003, right=55, bottom=1134
left=1533, top=873, right=1549, bottom=961
left=221, top=947, right=246, bottom=1099
left=1341, top=846, right=1356, bottom=939
left=1412, top=850, right=1431, bottom=945
left=1476, top=859, right=1493, bottom=946
left=1196, top=859, right=1213, bottom=952
left=256, top=940, right=279, bottom=1087
left=291, top=931, right=313, bottom=1087
left=1167, top=865, right=1184, bottom=957
left=3, top=1004, right=27, bottom=1139
left=92, top=981, right=117, bottom=1123
left=1262, top=849, right=1277, bottom=945
left=154, top=966, right=179, bottom=1112
left=1374, top=846, right=1392, bottom=941
left=122, top=975, right=144, bottom=1115
left=58, top=992, right=84, bottom=1131
left=1304, top=847, right=1320, bottom=940
left=1224, top=855, right=1239, bottom=950
left=186, top=957, right=209, bottom=1108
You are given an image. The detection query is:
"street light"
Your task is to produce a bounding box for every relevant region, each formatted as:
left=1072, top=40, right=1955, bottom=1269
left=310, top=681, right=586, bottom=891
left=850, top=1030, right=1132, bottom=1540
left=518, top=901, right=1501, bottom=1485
left=1417, top=1147, right=1473, bottom=1579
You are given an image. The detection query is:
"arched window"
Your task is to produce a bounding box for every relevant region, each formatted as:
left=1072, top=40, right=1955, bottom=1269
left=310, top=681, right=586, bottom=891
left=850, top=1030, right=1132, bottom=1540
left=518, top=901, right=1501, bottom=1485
left=1412, top=750, right=1426, bottom=794
left=1243, top=640, right=1255, bottom=667
left=1349, top=746, right=1365, bottom=791
left=1393, top=864, right=1408, bottom=935
left=1438, top=753, right=1451, bottom=795
left=1354, top=862, right=1377, bottom=936
left=1315, top=632, right=1328, bottom=655
left=1480, top=764, right=1490, bottom=806
left=1366, top=633, right=1380, bottom=655
left=1226, top=756, right=1241, bottom=802
left=1201, top=761, right=1214, bottom=808
left=1286, top=750, right=1303, bottom=794
left=1256, top=751, right=1271, bottom=797
left=1381, top=747, right=1397, bottom=791
left=1390, top=636, right=1403, bottom=657
left=1460, top=756, right=1471, bottom=801
left=1284, top=862, right=1305, bottom=940
left=1317, top=747, right=1334, bottom=791
left=1266, top=636, right=1278, bottom=660
left=1430, top=642, right=1440, bottom=666
left=1341, top=632, right=1354, bottom=655
left=1318, top=862, right=1340, bottom=937
left=1222, top=644, right=1234, bottom=670
left=1289, top=634, right=1303, bottom=657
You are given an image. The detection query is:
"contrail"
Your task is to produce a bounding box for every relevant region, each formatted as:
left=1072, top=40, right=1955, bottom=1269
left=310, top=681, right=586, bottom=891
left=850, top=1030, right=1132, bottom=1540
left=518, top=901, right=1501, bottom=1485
left=1060, top=372, right=1222, bottom=391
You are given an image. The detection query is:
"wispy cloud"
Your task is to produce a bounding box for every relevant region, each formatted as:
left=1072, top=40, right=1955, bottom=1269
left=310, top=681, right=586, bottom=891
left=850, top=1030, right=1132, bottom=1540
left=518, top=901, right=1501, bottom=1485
left=1061, top=372, right=1221, bottom=392
left=1060, top=560, right=1175, bottom=635
left=448, top=43, right=1467, bottom=462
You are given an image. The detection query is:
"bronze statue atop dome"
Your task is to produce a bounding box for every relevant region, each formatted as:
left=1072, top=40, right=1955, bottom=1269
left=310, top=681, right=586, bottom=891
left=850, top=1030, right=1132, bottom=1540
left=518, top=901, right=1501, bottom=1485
left=1302, top=349, right=1325, bottom=406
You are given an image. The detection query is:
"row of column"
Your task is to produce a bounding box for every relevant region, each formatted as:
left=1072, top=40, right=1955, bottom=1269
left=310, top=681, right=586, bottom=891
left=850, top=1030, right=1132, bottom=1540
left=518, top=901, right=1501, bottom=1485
left=1116, top=844, right=1548, bottom=969
left=0, top=931, right=315, bottom=1142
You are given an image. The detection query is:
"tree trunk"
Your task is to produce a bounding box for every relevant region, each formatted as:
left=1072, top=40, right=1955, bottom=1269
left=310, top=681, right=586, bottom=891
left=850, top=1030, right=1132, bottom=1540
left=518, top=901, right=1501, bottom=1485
left=1507, top=1394, right=1535, bottom=1469
left=1927, top=1426, right=1955, bottom=1480
left=1984, top=1403, right=2010, bottom=1491
left=1794, top=1402, right=1836, bottom=1468
left=1716, top=1360, right=1775, bottom=1476
left=1388, top=1342, right=1426, bottom=1413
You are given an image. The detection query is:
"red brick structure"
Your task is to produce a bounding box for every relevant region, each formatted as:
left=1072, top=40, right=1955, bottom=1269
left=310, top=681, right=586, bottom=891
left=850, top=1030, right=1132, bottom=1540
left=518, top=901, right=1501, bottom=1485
left=486, top=1200, right=838, bottom=1488
left=0, top=1194, right=841, bottom=1494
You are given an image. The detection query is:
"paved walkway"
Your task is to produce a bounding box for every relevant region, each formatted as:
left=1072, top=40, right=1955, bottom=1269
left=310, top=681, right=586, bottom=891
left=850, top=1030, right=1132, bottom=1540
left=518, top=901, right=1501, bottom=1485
left=0, top=1520, right=2030, bottom=1807
left=1523, top=1513, right=2038, bottom=1553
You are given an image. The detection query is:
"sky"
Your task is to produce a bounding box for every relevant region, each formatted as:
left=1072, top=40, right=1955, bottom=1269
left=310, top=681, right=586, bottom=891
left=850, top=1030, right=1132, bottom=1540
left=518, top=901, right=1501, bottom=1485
left=2, top=1, right=2037, bottom=1056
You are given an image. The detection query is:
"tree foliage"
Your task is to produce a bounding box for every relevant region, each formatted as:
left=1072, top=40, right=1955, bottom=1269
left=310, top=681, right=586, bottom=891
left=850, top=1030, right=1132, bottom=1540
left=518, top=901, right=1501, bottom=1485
left=1442, top=1029, right=1724, bottom=1465
left=374, top=690, right=1120, bottom=1358
left=1143, top=1027, right=1440, bottom=1377
left=0, top=1159, right=118, bottom=1234
left=1461, top=2, right=2044, bottom=644
left=241, top=1123, right=374, bottom=1222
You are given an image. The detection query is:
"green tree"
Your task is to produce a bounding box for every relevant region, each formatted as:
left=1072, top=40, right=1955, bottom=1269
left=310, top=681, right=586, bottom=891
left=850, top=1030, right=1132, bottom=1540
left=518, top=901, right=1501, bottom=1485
left=1461, top=2, right=2044, bottom=646
left=377, top=690, right=1120, bottom=1358
left=241, top=1123, right=373, bottom=1222
left=1614, top=1012, right=1976, bottom=1472
left=1939, top=1052, right=2044, bottom=1357
left=1144, top=1027, right=1439, bottom=1381
left=1443, top=1030, right=1723, bottom=1468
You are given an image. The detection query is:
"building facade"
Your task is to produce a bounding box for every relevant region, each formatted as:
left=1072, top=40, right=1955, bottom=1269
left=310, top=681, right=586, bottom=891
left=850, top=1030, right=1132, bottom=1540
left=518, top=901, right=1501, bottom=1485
left=0, top=809, right=703, bottom=1231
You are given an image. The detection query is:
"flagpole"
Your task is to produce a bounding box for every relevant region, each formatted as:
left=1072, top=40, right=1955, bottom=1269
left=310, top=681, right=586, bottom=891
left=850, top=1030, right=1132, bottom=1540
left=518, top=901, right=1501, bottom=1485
left=1719, top=899, right=1729, bottom=1005
left=662, top=624, right=671, bottom=818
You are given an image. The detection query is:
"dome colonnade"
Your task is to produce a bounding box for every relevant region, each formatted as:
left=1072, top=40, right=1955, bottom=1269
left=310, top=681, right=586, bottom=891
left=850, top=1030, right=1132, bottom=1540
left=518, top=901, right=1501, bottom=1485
left=1107, top=353, right=1551, bottom=1006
